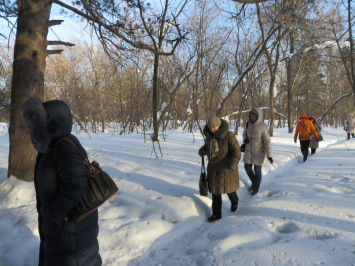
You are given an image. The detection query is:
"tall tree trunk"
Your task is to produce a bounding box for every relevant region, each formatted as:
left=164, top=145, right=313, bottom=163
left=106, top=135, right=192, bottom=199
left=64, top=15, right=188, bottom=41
left=8, top=0, right=52, bottom=181
left=152, top=53, right=159, bottom=141
left=235, top=81, right=247, bottom=135
left=174, top=100, right=178, bottom=129
left=269, top=75, right=276, bottom=136
left=348, top=0, right=355, bottom=105
left=287, top=32, right=295, bottom=133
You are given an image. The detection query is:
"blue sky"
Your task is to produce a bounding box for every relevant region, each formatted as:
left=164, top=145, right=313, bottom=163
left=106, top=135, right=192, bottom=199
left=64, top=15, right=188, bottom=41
left=0, top=4, right=83, bottom=43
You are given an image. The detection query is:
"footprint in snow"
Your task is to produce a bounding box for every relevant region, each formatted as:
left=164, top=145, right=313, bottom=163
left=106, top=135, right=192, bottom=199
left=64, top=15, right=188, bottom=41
left=305, top=229, right=337, bottom=240
left=275, top=221, right=299, bottom=234
left=180, top=171, right=191, bottom=175
left=267, top=221, right=299, bottom=234
left=265, top=190, right=282, bottom=198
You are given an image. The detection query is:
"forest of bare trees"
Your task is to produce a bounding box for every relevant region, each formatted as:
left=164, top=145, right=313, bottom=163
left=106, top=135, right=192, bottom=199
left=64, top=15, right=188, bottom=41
left=0, top=0, right=354, bottom=181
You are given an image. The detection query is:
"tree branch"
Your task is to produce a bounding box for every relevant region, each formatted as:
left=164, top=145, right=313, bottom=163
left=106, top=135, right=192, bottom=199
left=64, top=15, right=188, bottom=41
left=46, top=50, right=64, bottom=56
left=51, top=0, right=181, bottom=56
left=46, top=41, right=75, bottom=47
left=216, top=25, right=280, bottom=116
left=48, top=20, right=64, bottom=27
left=137, top=0, right=158, bottom=50
left=232, top=0, right=268, bottom=3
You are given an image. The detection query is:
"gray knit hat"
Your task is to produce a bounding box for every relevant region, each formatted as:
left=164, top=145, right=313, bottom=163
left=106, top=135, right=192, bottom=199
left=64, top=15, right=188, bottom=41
left=207, top=116, right=221, bottom=128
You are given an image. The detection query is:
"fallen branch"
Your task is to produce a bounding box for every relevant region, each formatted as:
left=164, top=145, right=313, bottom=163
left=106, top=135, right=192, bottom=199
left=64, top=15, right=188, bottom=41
left=317, top=90, right=353, bottom=123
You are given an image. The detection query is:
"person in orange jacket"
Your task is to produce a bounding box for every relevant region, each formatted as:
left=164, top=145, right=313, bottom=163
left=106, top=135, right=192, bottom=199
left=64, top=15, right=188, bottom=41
left=294, top=113, right=319, bottom=162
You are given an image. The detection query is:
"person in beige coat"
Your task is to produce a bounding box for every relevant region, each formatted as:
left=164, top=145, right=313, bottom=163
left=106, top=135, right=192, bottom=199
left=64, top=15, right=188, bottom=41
left=199, top=116, right=241, bottom=222
left=242, top=108, right=273, bottom=195
left=308, top=116, right=322, bottom=155
left=346, top=114, right=355, bottom=139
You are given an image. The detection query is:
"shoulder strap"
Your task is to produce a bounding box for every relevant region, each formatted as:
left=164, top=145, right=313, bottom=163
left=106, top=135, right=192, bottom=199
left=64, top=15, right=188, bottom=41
left=201, top=156, right=206, bottom=174
left=55, top=138, right=91, bottom=170
left=245, top=121, right=249, bottom=138
left=300, top=122, right=307, bottom=131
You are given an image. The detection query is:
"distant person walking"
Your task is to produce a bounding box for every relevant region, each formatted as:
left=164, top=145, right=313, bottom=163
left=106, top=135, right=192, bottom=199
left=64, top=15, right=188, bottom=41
left=199, top=116, right=241, bottom=222
left=294, top=113, right=319, bottom=162
left=22, top=98, right=102, bottom=266
left=242, top=108, right=273, bottom=195
left=345, top=114, right=355, bottom=140
left=308, top=116, right=322, bottom=155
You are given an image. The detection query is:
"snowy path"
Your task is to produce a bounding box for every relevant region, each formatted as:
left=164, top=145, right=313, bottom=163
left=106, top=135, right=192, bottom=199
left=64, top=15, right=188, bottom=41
left=0, top=127, right=354, bottom=265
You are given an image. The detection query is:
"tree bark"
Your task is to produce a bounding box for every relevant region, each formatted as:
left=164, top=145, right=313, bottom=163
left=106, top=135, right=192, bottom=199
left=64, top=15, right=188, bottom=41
left=287, top=32, right=295, bottom=133
left=152, top=53, right=160, bottom=141
left=8, top=0, right=52, bottom=181
left=268, top=74, right=276, bottom=136
left=348, top=0, right=355, bottom=105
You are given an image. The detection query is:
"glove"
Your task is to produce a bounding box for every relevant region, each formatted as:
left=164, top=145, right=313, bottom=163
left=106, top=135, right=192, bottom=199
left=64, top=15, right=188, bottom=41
left=198, top=150, right=206, bottom=157
left=244, top=138, right=249, bottom=144
left=317, top=138, right=320, bottom=141
left=268, top=157, right=273, bottom=164
left=294, top=139, right=297, bottom=143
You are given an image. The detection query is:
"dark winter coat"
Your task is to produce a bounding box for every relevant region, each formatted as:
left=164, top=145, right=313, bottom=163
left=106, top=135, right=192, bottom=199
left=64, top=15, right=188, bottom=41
left=23, top=98, right=102, bottom=266
left=199, top=119, right=241, bottom=194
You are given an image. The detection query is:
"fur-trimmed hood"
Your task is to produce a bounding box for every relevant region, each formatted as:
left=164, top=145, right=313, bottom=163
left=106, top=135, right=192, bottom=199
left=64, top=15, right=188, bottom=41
left=203, top=119, right=229, bottom=139
left=22, top=98, right=73, bottom=153
left=249, top=108, right=263, bottom=124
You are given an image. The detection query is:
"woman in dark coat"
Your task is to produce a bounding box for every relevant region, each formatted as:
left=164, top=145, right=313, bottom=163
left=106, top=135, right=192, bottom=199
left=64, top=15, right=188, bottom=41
left=22, top=98, right=102, bottom=266
left=198, top=116, right=241, bottom=222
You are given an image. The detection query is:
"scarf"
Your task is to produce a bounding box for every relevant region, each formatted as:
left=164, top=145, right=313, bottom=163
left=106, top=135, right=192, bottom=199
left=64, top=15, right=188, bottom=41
left=209, top=138, right=219, bottom=164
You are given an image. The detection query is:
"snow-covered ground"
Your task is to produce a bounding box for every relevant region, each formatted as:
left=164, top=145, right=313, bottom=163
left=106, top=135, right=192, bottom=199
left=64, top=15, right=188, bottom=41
left=0, top=124, right=355, bottom=266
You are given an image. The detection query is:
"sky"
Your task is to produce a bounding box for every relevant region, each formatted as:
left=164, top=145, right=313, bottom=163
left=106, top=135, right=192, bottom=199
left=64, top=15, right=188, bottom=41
left=0, top=4, right=85, bottom=45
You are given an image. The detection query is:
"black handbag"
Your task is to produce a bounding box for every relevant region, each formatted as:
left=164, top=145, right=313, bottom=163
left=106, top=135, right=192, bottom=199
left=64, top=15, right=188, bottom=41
left=240, top=121, right=249, bottom=153
left=318, top=133, right=323, bottom=141
left=55, top=138, right=118, bottom=222
left=199, top=156, right=208, bottom=196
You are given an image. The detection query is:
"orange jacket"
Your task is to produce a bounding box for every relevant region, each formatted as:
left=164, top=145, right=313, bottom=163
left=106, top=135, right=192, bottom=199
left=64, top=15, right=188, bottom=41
left=294, top=120, right=319, bottom=141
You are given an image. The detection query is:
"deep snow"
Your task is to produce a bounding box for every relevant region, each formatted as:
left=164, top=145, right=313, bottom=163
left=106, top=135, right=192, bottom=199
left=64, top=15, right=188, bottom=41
left=0, top=124, right=354, bottom=266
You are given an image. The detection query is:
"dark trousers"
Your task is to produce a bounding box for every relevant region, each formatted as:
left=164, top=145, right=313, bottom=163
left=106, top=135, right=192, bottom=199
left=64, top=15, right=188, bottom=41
left=212, top=192, right=238, bottom=218
left=244, top=164, right=262, bottom=191
left=300, top=140, right=311, bottom=162
left=311, top=148, right=316, bottom=155
left=347, top=133, right=354, bottom=139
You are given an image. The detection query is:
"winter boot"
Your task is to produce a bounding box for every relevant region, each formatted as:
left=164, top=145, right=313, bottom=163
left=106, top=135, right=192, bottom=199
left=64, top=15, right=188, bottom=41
left=231, top=202, right=238, bottom=212
left=208, top=214, right=221, bottom=222
left=251, top=189, right=258, bottom=196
